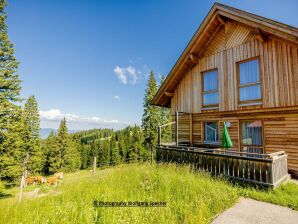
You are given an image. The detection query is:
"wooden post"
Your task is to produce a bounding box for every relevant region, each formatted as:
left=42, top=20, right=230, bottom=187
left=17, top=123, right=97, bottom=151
left=189, top=114, right=193, bottom=146
left=92, top=157, right=96, bottom=176
left=18, top=173, right=25, bottom=203
left=175, top=111, right=179, bottom=146
left=158, top=126, right=161, bottom=146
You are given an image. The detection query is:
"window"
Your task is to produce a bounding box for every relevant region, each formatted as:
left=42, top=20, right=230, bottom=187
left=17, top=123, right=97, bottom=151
left=241, top=120, right=263, bottom=154
left=238, top=59, right=261, bottom=104
left=202, top=69, right=218, bottom=107
left=204, top=122, right=219, bottom=143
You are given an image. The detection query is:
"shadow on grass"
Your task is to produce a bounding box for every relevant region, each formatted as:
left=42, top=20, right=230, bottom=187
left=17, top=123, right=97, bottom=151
left=0, top=192, right=13, bottom=199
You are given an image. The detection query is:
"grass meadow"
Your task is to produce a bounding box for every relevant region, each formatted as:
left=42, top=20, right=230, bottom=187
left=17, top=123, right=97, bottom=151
left=0, top=163, right=297, bottom=224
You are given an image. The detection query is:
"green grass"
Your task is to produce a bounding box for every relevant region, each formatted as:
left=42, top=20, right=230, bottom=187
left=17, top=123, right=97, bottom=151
left=0, top=163, right=297, bottom=224
left=237, top=182, right=298, bottom=210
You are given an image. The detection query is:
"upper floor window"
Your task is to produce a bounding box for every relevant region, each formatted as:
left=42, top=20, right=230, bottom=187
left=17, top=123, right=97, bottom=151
left=202, top=69, right=218, bottom=107
left=238, top=59, right=261, bottom=104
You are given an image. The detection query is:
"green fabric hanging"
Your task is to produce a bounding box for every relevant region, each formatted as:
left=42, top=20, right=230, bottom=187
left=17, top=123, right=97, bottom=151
left=222, top=122, right=233, bottom=149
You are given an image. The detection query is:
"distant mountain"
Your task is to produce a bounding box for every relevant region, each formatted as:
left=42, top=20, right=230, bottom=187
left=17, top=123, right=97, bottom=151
left=40, top=128, right=79, bottom=139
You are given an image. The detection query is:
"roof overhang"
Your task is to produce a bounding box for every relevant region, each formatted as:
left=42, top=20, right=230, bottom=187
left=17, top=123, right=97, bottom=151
left=151, top=3, right=298, bottom=107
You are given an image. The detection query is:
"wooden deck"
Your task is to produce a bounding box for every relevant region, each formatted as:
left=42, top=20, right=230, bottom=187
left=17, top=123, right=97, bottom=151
left=156, top=145, right=288, bottom=188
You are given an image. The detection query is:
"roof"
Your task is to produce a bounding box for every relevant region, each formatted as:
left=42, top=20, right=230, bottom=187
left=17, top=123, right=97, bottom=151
left=151, top=3, right=298, bottom=107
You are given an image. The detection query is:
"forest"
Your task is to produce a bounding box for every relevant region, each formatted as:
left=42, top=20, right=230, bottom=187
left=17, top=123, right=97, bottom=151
left=0, top=0, right=172, bottom=189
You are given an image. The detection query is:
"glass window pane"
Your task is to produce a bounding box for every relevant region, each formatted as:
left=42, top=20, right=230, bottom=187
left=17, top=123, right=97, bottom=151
left=242, top=121, right=262, bottom=146
left=203, top=92, right=218, bottom=105
left=239, top=84, right=261, bottom=101
left=239, top=59, right=259, bottom=85
left=204, top=122, right=218, bottom=143
left=203, top=70, right=218, bottom=91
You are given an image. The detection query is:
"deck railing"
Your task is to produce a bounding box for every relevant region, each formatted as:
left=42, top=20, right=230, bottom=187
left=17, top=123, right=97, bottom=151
left=156, top=145, right=288, bottom=188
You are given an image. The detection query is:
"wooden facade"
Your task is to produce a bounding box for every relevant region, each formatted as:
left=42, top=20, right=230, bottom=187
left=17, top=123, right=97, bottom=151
left=152, top=4, right=298, bottom=177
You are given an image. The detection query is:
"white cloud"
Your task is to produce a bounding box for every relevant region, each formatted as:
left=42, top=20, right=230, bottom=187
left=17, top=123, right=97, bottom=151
left=39, top=109, right=129, bottom=130
left=113, top=95, right=120, bottom=101
left=113, top=65, right=139, bottom=85
left=114, top=66, right=128, bottom=84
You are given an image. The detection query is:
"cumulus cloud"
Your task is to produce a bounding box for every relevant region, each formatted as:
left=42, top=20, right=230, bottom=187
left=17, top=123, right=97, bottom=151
left=39, top=109, right=129, bottom=130
left=113, top=65, right=139, bottom=85
left=113, top=95, right=120, bottom=101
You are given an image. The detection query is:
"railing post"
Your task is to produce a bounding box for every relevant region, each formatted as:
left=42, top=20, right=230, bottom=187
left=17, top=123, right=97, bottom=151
left=175, top=111, right=179, bottom=146
left=158, top=126, right=161, bottom=146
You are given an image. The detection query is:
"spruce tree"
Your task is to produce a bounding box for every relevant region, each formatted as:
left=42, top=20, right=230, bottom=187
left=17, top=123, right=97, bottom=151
left=64, top=136, right=81, bottom=172
left=128, top=125, right=146, bottom=162
left=118, top=132, right=127, bottom=163
left=109, top=135, right=120, bottom=165
left=142, top=71, right=159, bottom=161
left=23, top=95, right=42, bottom=176
left=0, top=0, right=24, bottom=185
left=99, top=139, right=110, bottom=166
left=159, top=75, right=172, bottom=142
left=42, top=131, right=58, bottom=175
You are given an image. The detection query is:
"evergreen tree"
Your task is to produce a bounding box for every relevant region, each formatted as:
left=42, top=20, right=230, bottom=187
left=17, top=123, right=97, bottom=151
left=142, top=71, right=159, bottom=161
left=64, top=136, right=81, bottom=172
left=0, top=0, right=23, bottom=185
left=42, top=131, right=58, bottom=175
left=118, top=132, right=127, bottom=163
left=159, top=75, right=172, bottom=142
left=128, top=125, right=146, bottom=162
left=98, top=139, right=110, bottom=166
left=23, top=96, right=40, bottom=139
left=23, top=95, right=42, bottom=176
left=109, top=135, right=120, bottom=166
left=47, top=118, right=81, bottom=173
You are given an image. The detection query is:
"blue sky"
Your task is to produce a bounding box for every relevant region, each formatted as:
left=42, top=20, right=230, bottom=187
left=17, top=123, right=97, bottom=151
left=6, top=0, right=298, bottom=130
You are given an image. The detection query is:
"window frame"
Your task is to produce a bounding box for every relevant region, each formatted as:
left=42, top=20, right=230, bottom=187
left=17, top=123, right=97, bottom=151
left=236, top=57, right=263, bottom=106
left=203, top=120, right=219, bottom=144
left=239, top=119, right=264, bottom=153
left=201, top=68, right=219, bottom=109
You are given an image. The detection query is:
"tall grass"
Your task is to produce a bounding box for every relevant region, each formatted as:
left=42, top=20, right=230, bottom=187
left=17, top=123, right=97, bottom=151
left=0, top=163, right=239, bottom=224
left=1, top=163, right=297, bottom=223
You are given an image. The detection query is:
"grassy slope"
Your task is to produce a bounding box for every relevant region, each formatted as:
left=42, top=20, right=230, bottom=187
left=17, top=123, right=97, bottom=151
left=0, top=163, right=297, bottom=224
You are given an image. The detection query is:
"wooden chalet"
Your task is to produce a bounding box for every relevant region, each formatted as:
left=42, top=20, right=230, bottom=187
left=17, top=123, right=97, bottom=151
left=152, top=3, right=298, bottom=187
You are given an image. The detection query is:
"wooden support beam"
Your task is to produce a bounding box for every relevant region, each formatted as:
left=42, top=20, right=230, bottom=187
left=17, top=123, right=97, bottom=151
left=252, top=28, right=266, bottom=42
left=188, top=53, right=199, bottom=64
left=217, top=14, right=226, bottom=25
left=164, top=91, right=174, bottom=97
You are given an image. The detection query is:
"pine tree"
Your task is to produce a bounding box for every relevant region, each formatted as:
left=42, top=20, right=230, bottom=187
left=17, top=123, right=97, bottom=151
left=142, top=71, right=159, bottom=161
left=99, top=139, right=110, bottom=166
left=23, top=96, right=40, bottom=139
left=0, top=0, right=24, bottom=185
left=47, top=118, right=81, bottom=173
left=159, top=75, right=172, bottom=142
left=127, top=125, right=144, bottom=162
left=109, top=135, right=120, bottom=166
left=42, top=131, right=58, bottom=175
left=64, top=136, right=81, bottom=172
left=23, top=95, right=42, bottom=176
left=118, top=131, right=127, bottom=163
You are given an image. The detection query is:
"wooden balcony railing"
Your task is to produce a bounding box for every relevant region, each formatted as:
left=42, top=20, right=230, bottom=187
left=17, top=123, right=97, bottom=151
left=156, top=146, right=288, bottom=189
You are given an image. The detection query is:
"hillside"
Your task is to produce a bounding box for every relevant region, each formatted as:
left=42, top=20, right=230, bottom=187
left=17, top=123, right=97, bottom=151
left=0, top=163, right=297, bottom=224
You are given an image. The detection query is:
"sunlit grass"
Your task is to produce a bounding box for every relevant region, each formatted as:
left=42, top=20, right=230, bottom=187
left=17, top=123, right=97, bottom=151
left=0, top=163, right=238, bottom=224
left=0, top=163, right=297, bottom=224
left=237, top=181, right=298, bottom=210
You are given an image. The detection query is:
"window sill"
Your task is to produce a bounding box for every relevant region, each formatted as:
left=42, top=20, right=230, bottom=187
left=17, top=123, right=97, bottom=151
left=202, top=106, right=219, bottom=110
left=238, top=101, right=262, bottom=107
